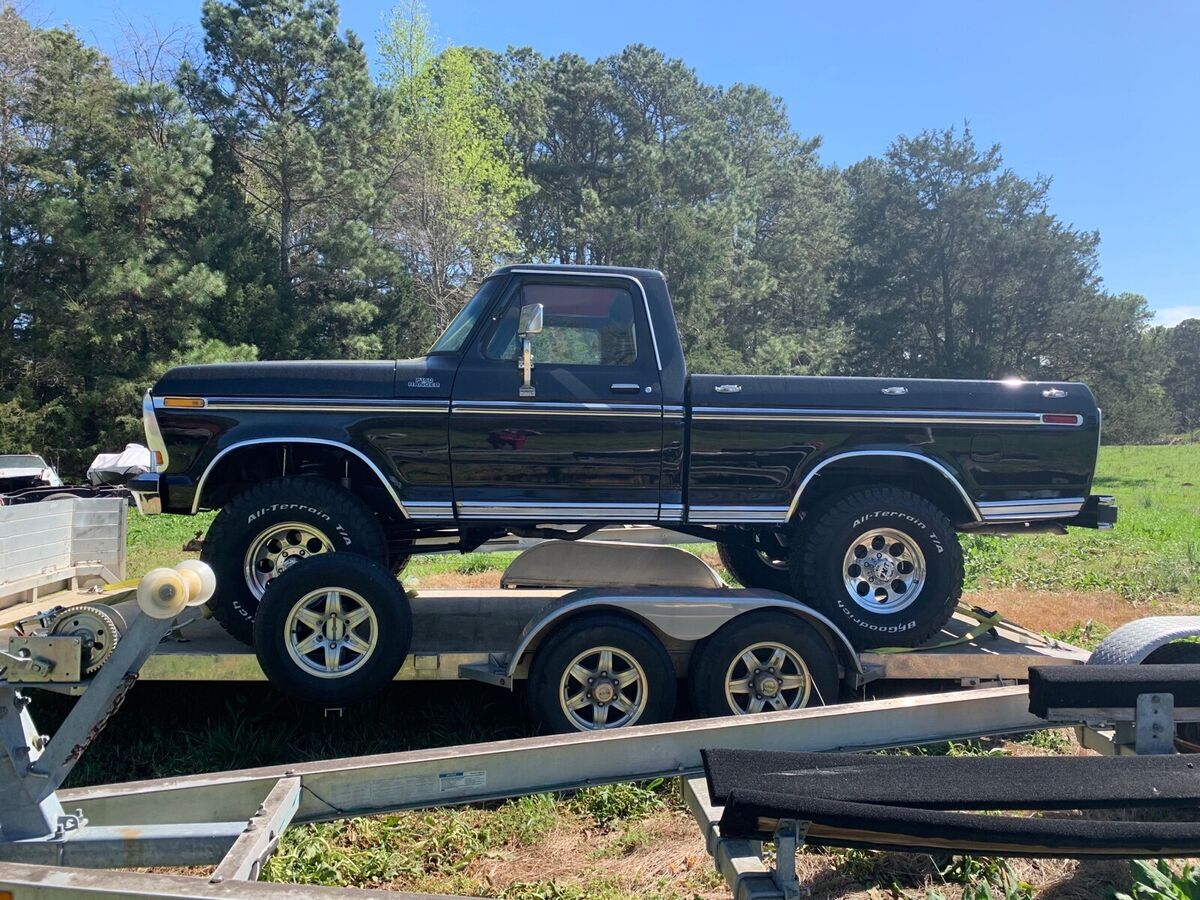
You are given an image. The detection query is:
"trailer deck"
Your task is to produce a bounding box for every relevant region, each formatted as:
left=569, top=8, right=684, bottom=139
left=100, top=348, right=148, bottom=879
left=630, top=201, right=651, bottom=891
left=127, top=591, right=1087, bottom=686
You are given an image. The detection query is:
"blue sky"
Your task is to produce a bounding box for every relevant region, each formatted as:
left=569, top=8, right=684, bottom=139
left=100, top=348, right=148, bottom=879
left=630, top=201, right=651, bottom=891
left=31, top=0, right=1200, bottom=325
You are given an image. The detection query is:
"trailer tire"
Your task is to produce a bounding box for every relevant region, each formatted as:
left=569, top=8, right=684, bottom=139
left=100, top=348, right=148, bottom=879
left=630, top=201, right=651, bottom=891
left=527, top=614, right=676, bottom=733
left=688, top=610, right=839, bottom=719
left=253, top=554, right=411, bottom=706
left=202, top=477, right=388, bottom=645
left=717, top=531, right=793, bottom=594
left=1142, top=641, right=1200, bottom=748
left=793, top=487, right=962, bottom=650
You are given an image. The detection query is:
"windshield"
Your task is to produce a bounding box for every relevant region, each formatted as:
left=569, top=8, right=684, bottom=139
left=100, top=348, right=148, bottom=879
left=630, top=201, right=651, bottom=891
left=0, top=454, right=46, bottom=468
left=428, top=277, right=504, bottom=354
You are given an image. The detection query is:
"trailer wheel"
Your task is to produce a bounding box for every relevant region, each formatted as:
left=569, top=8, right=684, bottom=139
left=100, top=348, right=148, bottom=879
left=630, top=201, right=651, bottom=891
left=688, top=611, right=838, bottom=719
left=253, top=554, right=412, bottom=706
left=202, top=477, right=388, bottom=645
left=717, top=530, right=793, bottom=593
left=1142, top=641, right=1200, bottom=748
left=793, top=487, right=962, bottom=649
left=527, top=614, right=676, bottom=733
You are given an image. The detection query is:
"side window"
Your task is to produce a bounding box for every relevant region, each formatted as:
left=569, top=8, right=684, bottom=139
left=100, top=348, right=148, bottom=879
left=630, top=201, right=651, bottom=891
left=485, top=282, right=639, bottom=367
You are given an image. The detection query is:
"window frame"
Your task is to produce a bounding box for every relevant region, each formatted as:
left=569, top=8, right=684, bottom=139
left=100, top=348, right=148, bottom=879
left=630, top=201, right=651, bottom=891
left=480, top=278, right=643, bottom=369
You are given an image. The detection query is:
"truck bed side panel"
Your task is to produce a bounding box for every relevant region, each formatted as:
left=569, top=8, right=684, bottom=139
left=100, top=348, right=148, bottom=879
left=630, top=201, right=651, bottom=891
left=686, top=375, right=1101, bottom=521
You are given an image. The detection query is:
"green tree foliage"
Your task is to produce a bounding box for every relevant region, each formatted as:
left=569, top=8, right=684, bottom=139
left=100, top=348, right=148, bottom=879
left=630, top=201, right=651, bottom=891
left=839, top=126, right=1166, bottom=438
left=378, top=1, right=530, bottom=342
left=1159, top=319, right=1200, bottom=432
left=0, top=1, right=1185, bottom=468
left=0, top=12, right=228, bottom=471
left=180, top=0, right=408, bottom=358
left=501, top=45, right=848, bottom=373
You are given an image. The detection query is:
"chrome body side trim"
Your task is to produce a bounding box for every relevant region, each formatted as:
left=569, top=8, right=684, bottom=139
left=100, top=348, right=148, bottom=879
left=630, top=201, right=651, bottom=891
left=508, top=268, right=662, bottom=372
left=451, top=401, right=663, bottom=418
left=191, top=438, right=408, bottom=517
left=405, top=501, right=455, bottom=520
left=455, top=501, right=660, bottom=521
left=687, top=505, right=791, bottom=524
left=787, top=450, right=983, bottom=523
left=659, top=503, right=684, bottom=522
left=976, top=498, right=1086, bottom=522
left=692, top=407, right=1051, bottom=426
left=157, top=396, right=450, bottom=414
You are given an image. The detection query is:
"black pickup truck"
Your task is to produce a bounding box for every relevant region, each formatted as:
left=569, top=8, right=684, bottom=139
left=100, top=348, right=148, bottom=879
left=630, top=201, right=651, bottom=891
left=136, top=264, right=1115, bottom=649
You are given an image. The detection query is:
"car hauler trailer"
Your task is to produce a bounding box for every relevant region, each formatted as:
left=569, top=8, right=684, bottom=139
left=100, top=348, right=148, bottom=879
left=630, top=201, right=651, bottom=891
left=2, top=562, right=1199, bottom=900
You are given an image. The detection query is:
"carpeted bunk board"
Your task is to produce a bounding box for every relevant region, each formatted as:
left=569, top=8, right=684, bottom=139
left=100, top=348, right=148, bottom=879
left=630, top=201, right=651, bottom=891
left=703, top=750, right=1200, bottom=858
left=1027, top=663, right=1200, bottom=718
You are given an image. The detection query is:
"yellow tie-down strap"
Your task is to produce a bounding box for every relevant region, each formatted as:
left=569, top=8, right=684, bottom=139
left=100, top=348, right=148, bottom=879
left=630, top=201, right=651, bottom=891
left=868, top=604, right=1006, bottom=654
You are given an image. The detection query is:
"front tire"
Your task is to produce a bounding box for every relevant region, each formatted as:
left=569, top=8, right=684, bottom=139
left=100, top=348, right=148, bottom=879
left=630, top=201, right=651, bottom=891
left=527, top=614, right=676, bottom=733
left=202, top=477, right=388, bottom=645
left=688, top=610, right=839, bottom=719
left=253, top=554, right=412, bottom=706
left=717, top=530, right=793, bottom=594
left=793, top=488, right=962, bottom=650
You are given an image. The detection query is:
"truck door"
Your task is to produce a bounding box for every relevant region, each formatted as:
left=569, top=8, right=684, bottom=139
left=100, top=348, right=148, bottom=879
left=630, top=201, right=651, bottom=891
left=449, top=273, right=665, bottom=521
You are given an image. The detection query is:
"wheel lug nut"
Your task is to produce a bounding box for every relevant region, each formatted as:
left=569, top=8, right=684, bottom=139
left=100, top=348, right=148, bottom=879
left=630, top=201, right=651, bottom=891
left=588, top=678, right=594, bottom=684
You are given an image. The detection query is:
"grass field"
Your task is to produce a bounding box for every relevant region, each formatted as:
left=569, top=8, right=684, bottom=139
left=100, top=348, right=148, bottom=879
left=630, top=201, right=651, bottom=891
left=69, top=443, right=1200, bottom=898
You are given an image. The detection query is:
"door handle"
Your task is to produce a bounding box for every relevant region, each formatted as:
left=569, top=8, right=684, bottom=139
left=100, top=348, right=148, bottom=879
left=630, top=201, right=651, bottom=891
left=610, top=383, right=641, bottom=394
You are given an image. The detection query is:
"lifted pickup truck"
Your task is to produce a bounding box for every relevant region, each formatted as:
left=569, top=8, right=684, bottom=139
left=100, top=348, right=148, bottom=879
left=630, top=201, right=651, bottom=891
left=135, top=265, right=1115, bottom=649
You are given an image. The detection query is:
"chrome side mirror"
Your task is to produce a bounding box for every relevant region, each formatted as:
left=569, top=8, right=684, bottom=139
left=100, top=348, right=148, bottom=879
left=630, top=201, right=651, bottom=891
left=517, top=303, right=543, bottom=397
left=518, top=303, right=544, bottom=337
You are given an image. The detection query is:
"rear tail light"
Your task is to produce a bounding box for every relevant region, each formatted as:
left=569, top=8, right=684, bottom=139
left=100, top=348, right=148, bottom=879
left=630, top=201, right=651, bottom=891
left=1041, top=414, right=1082, bottom=426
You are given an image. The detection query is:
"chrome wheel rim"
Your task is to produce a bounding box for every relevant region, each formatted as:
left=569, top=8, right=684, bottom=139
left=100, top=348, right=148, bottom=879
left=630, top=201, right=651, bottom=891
left=284, top=588, right=377, bottom=679
left=842, top=527, right=926, bottom=613
left=724, top=642, right=812, bottom=714
left=244, top=522, right=333, bottom=599
left=757, top=551, right=788, bottom=571
left=558, top=646, right=648, bottom=731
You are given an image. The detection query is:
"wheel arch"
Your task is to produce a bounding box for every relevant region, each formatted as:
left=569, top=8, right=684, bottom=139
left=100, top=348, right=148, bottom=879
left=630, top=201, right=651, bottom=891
left=788, top=450, right=980, bottom=526
left=192, top=438, right=408, bottom=520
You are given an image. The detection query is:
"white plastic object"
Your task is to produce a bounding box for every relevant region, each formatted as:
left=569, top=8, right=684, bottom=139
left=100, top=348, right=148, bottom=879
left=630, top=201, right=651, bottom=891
left=136, top=567, right=189, bottom=619
left=175, top=560, right=217, bottom=608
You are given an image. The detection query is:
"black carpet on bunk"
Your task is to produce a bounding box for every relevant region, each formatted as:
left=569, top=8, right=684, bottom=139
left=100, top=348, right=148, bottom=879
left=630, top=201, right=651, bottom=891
left=1028, top=664, right=1200, bottom=718
left=716, top=790, right=1200, bottom=858
left=702, top=749, right=1200, bottom=810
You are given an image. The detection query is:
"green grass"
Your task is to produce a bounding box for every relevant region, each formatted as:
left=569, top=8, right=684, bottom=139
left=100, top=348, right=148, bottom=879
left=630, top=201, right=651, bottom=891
left=961, top=444, right=1199, bottom=603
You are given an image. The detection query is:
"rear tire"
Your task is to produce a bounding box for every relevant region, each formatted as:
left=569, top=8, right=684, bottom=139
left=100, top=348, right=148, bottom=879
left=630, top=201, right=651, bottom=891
left=202, top=477, right=388, bottom=645
left=717, top=530, right=793, bottom=594
left=253, top=554, right=412, bottom=706
left=527, top=614, right=676, bottom=733
left=793, top=487, right=962, bottom=650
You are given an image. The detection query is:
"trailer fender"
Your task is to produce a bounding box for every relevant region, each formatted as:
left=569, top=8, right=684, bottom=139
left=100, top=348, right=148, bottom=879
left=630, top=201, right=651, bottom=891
left=506, top=587, right=862, bottom=679
left=1087, top=616, right=1200, bottom=666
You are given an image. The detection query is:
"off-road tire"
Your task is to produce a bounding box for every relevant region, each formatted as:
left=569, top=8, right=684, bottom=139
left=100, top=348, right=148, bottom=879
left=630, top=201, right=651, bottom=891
left=202, top=477, right=387, bottom=645
left=792, top=487, right=962, bottom=650
left=253, top=554, right=412, bottom=706
left=527, top=614, right=676, bottom=733
left=717, top=531, right=794, bottom=594
left=688, top=610, right=839, bottom=719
